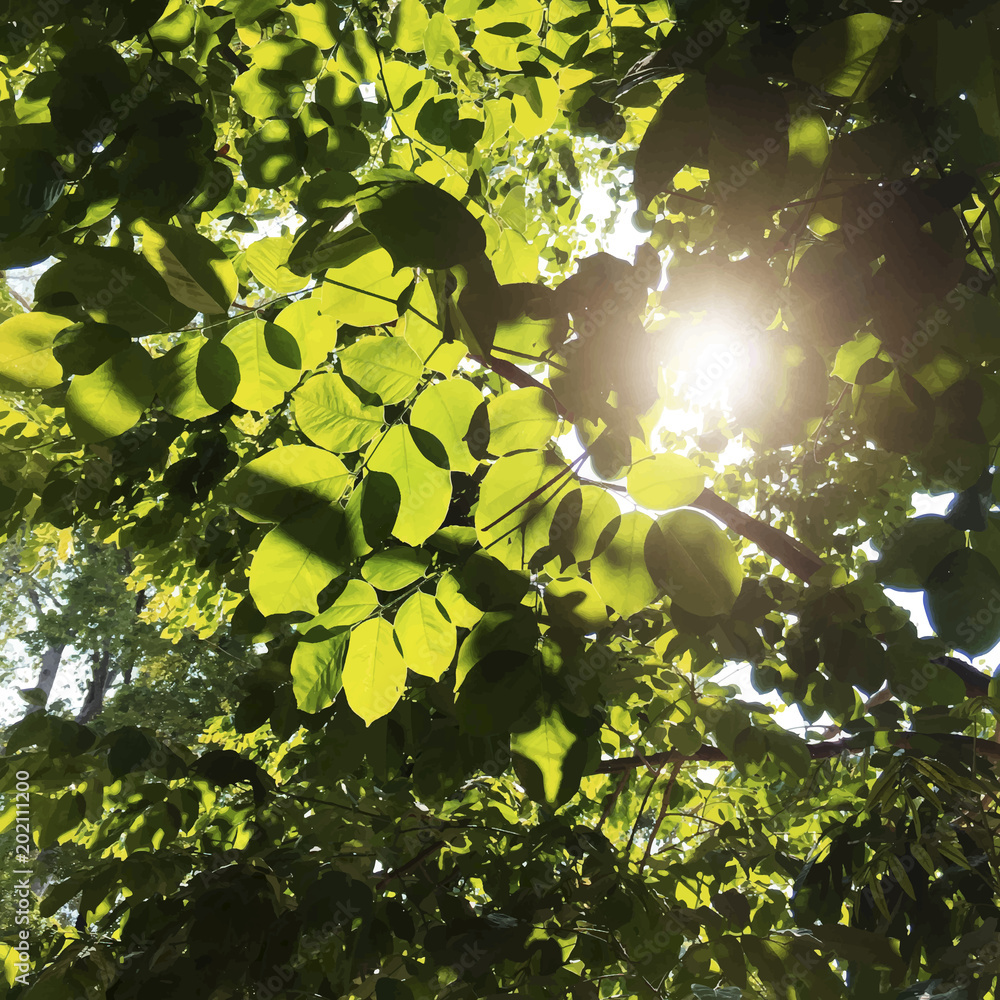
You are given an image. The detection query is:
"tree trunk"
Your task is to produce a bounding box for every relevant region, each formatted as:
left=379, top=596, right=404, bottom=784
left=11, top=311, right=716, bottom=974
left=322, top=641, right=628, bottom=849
left=75, top=647, right=116, bottom=725
left=25, top=642, right=65, bottom=715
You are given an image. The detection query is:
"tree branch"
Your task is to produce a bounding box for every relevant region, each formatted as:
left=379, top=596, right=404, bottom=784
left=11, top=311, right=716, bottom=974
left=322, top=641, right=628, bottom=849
left=590, top=731, right=1000, bottom=774
left=639, top=761, right=680, bottom=873
left=690, top=489, right=826, bottom=581
left=25, top=642, right=65, bottom=716
left=375, top=839, right=446, bottom=890
left=468, top=351, right=829, bottom=581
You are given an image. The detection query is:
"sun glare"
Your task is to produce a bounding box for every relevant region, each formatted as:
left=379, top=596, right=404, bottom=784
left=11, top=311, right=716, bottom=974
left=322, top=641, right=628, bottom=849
left=666, top=317, right=751, bottom=414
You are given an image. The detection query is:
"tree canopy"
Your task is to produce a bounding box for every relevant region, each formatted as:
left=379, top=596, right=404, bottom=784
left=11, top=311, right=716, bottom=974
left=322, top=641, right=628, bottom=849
left=4, top=0, right=1000, bottom=997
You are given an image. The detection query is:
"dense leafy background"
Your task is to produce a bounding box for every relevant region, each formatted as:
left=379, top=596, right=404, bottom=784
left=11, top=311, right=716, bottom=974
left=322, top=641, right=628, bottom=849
left=3, top=0, right=1000, bottom=998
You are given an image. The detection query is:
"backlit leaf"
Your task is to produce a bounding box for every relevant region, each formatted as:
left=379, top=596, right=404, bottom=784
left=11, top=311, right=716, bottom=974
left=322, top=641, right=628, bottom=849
left=222, top=317, right=302, bottom=412
left=342, top=617, right=407, bottom=725
left=656, top=509, right=742, bottom=617
left=249, top=507, right=350, bottom=616
left=591, top=511, right=660, bottom=619
left=228, top=444, right=352, bottom=523
left=339, top=335, right=423, bottom=405
left=626, top=452, right=706, bottom=511
left=293, top=372, right=384, bottom=452
left=0, top=312, right=72, bottom=388
left=66, top=344, right=155, bottom=443
left=291, top=631, right=348, bottom=713
left=136, top=220, right=238, bottom=314
left=394, top=592, right=456, bottom=679
left=356, top=170, right=487, bottom=271
left=367, top=425, right=451, bottom=544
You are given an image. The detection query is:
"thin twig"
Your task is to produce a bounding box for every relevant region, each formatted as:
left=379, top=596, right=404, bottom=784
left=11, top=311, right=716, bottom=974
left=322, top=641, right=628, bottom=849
left=624, top=762, right=664, bottom=859
left=639, top=761, right=680, bottom=873
left=596, top=771, right=629, bottom=834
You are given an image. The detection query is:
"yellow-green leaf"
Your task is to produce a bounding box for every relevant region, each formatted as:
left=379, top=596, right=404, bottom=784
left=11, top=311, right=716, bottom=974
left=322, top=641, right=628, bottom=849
left=626, top=452, right=706, bottom=511
left=394, top=591, right=456, bottom=679
left=342, top=617, right=407, bottom=725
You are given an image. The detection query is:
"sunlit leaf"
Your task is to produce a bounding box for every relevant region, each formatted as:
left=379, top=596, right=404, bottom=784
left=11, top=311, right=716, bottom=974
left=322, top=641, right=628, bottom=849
left=394, top=592, right=456, bottom=679
left=342, top=617, right=407, bottom=725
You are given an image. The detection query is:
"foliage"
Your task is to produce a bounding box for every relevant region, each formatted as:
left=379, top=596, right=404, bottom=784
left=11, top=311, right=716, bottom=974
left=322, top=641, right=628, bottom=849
left=3, top=0, right=1000, bottom=998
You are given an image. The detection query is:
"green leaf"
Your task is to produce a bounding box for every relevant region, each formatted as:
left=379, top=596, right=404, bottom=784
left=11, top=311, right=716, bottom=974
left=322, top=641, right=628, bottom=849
left=765, top=728, right=812, bottom=780
left=243, top=118, right=307, bottom=189
left=345, top=471, right=400, bottom=557
left=290, top=0, right=340, bottom=47
left=342, top=617, right=407, bottom=725
left=367, top=425, right=451, bottom=545
left=656, top=509, right=742, bottom=617
left=409, top=378, right=484, bottom=473
left=511, top=705, right=590, bottom=809
left=855, top=357, right=894, bottom=386
left=486, top=386, right=558, bottom=456
left=148, top=3, right=197, bottom=50
left=456, top=608, right=539, bottom=690
left=249, top=507, right=350, bottom=616
left=356, top=169, right=487, bottom=271
left=245, top=236, right=311, bottom=294
left=785, top=110, right=830, bottom=199
left=924, top=548, right=1000, bottom=656
left=319, top=247, right=413, bottom=327
left=298, top=171, right=360, bottom=216
left=874, top=515, right=965, bottom=591
left=275, top=297, right=338, bottom=371
left=233, top=66, right=306, bottom=119
left=792, top=14, right=899, bottom=101
left=626, top=452, right=706, bottom=511
left=291, top=630, right=348, bottom=713
left=35, top=245, right=195, bottom=336
left=508, top=76, right=560, bottom=139
left=475, top=450, right=572, bottom=568
left=65, top=344, right=155, bottom=443
left=251, top=36, right=323, bottom=78
left=309, top=124, right=371, bottom=173
left=391, top=0, right=430, bottom=52
left=634, top=74, right=709, bottom=208
left=549, top=486, right=622, bottom=567
left=227, top=444, right=352, bottom=523
left=811, top=924, right=904, bottom=978
left=732, top=725, right=767, bottom=775
left=156, top=338, right=240, bottom=420
left=424, top=11, right=463, bottom=69
left=292, top=372, right=384, bottom=451
left=361, top=546, right=431, bottom=590
left=339, top=335, right=423, bottom=405
left=436, top=571, right=484, bottom=629
left=52, top=321, right=131, bottom=377
left=0, top=312, right=72, bottom=388
left=135, top=220, right=238, bottom=314
left=222, top=317, right=302, bottom=412
left=543, top=576, right=610, bottom=631
left=415, top=98, right=484, bottom=152
left=298, top=580, right=380, bottom=640
left=591, top=511, right=661, bottom=619
left=394, top=591, right=456, bottom=679
left=832, top=333, right=881, bottom=384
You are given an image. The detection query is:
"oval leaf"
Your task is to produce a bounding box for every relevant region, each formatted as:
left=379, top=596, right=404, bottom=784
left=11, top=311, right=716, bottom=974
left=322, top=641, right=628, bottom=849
left=626, top=452, right=706, bottom=511
left=342, top=617, right=407, bottom=725
left=656, top=509, right=742, bottom=617
left=394, top=591, right=456, bottom=680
